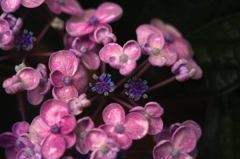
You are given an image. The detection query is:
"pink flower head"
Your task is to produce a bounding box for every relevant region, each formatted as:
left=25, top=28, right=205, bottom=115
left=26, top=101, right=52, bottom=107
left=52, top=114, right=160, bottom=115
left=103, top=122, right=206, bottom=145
left=29, top=99, right=76, bottom=159
left=0, top=121, right=29, bottom=159
left=171, top=58, right=203, bottom=81
left=66, top=2, right=123, bottom=37
left=67, top=93, right=91, bottom=115
left=0, top=13, right=23, bottom=34
left=1, top=0, right=44, bottom=13
left=85, top=128, right=120, bottom=159
left=129, top=102, right=164, bottom=135
left=3, top=65, right=40, bottom=94
left=49, top=50, right=88, bottom=101
left=69, top=36, right=100, bottom=70
left=89, top=26, right=117, bottom=45
left=45, top=0, right=83, bottom=15
left=0, top=18, right=15, bottom=50
left=151, top=18, right=194, bottom=59
left=100, top=103, right=149, bottom=150
left=27, top=64, right=52, bottom=105
left=99, top=40, right=141, bottom=76
left=75, top=117, right=94, bottom=154
left=153, top=126, right=197, bottom=159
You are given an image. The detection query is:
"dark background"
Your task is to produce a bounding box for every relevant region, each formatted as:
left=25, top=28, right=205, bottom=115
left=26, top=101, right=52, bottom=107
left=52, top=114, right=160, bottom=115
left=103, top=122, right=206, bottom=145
left=1, top=0, right=240, bottom=158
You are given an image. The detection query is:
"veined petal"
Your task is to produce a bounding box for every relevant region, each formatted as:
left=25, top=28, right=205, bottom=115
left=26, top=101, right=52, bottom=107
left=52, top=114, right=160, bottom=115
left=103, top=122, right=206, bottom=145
left=96, top=2, right=123, bottom=23
left=66, top=21, right=93, bottom=37
left=0, top=132, right=16, bottom=148
left=1, top=0, right=21, bottom=12
left=146, top=33, right=165, bottom=50
left=0, top=30, right=14, bottom=45
left=12, top=121, right=29, bottom=137
left=102, top=103, right=125, bottom=125
left=148, top=117, right=163, bottom=135
left=119, top=60, right=136, bottom=76
left=82, top=52, right=100, bottom=70
left=145, top=102, right=164, bottom=117
left=153, top=140, right=172, bottom=159
left=160, top=46, right=177, bottom=66
left=71, top=64, right=88, bottom=94
left=59, top=114, right=76, bottom=134
left=62, top=132, right=76, bottom=148
left=22, top=0, right=44, bottom=8
left=99, top=43, right=123, bottom=63
left=52, top=85, right=78, bottom=101
left=182, top=120, right=201, bottom=140
left=18, top=67, right=40, bottom=90
left=123, top=40, right=141, bottom=60
left=50, top=70, right=64, bottom=87
left=148, top=54, right=166, bottom=67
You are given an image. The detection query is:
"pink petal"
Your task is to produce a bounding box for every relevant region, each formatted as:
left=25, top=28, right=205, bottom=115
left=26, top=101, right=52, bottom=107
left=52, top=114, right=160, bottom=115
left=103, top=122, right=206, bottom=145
left=100, top=124, right=132, bottom=150
left=59, top=0, right=83, bottom=15
left=153, top=140, right=172, bottom=159
left=150, top=18, right=182, bottom=38
left=71, top=64, right=88, bottom=94
left=178, top=153, right=193, bottom=159
left=67, top=98, right=83, bottom=115
left=182, top=120, right=201, bottom=140
left=40, top=99, right=69, bottom=126
left=169, top=123, right=181, bottom=136
left=119, top=59, right=137, bottom=76
left=66, top=21, right=93, bottom=37
left=148, top=117, right=163, bottom=135
left=52, top=85, right=79, bottom=101
left=124, top=112, right=148, bottom=140
left=59, top=115, right=76, bottom=134
left=148, top=54, right=166, bottom=67
left=49, top=50, right=78, bottom=76
left=82, top=52, right=100, bottom=70
left=160, top=46, right=177, bottom=66
left=145, top=102, right=164, bottom=117
left=155, top=129, right=171, bottom=143
left=75, top=117, right=95, bottom=134
left=29, top=116, right=50, bottom=145
left=45, top=0, right=61, bottom=14
left=109, top=56, right=122, bottom=69
left=84, top=129, right=108, bottom=151
left=62, top=132, right=76, bottom=148
left=0, top=30, right=14, bottom=45
left=12, top=121, right=29, bottom=137
left=1, top=0, right=21, bottom=12
left=96, top=2, right=123, bottom=23
left=5, top=146, right=20, bottom=159
left=91, top=149, right=117, bottom=159
left=21, top=0, right=44, bottom=8
left=147, top=33, right=165, bottom=50
left=99, top=43, right=123, bottom=63
left=50, top=70, right=64, bottom=87
left=76, top=138, right=89, bottom=154
left=123, top=40, right=141, bottom=60
left=186, top=58, right=203, bottom=80
left=136, top=24, right=162, bottom=46
left=18, top=67, right=40, bottom=90
left=64, top=34, right=75, bottom=50
left=0, top=132, right=16, bottom=147
left=172, top=126, right=197, bottom=153
left=129, top=106, right=145, bottom=114
left=102, top=103, right=125, bottom=125
left=41, top=134, right=66, bottom=159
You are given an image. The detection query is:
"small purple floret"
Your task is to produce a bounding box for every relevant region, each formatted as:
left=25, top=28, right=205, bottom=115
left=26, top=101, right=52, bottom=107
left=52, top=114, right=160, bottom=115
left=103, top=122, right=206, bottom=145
left=115, top=125, right=125, bottom=134
left=14, top=30, right=36, bottom=51
left=63, top=76, right=72, bottom=85
left=172, top=149, right=180, bottom=158
left=50, top=125, right=60, bottom=134
left=89, top=16, right=98, bottom=25
left=165, top=34, right=173, bottom=43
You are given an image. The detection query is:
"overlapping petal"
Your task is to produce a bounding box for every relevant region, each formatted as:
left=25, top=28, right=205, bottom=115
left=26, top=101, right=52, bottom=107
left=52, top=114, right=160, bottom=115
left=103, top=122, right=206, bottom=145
left=99, top=43, right=123, bottom=63
left=102, top=103, right=125, bottom=125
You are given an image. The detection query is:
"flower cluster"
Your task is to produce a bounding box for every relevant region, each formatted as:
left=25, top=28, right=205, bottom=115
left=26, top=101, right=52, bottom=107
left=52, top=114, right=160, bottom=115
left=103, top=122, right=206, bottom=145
left=0, top=1, right=203, bottom=159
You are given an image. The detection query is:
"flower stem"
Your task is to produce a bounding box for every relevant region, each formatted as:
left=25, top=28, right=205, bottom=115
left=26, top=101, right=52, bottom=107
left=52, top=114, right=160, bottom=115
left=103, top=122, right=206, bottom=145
left=108, top=94, right=133, bottom=109
left=89, top=94, right=101, bottom=102
left=28, top=52, right=53, bottom=56
left=135, top=61, right=151, bottom=78
left=124, top=150, right=152, bottom=154
left=127, top=98, right=138, bottom=106
left=17, top=92, right=26, bottom=121
left=100, top=61, right=106, bottom=74
left=92, top=98, right=107, bottom=120
left=0, top=55, right=22, bottom=61
left=146, top=76, right=176, bottom=92
left=21, top=9, right=31, bottom=20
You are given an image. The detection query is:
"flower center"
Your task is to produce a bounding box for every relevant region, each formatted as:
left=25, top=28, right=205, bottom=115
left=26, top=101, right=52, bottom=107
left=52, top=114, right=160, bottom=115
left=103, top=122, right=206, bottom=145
left=63, top=76, right=72, bottom=85
left=165, top=34, right=173, bottom=43
left=172, top=149, right=180, bottom=158
left=89, top=16, right=98, bottom=25
left=119, top=54, right=128, bottom=63
left=27, top=149, right=35, bottom=157
left=115, top=125, right=125, bottom=134
left=80, top=130, right=86, bottom=139
left=80, top=46, right=87, bottom=53
left=57, top=0, right=65, bottom=5
left=100, top=145, right=110, bottom=154
left=50, top=124, right=60, bottom=134
left=151, top=48, right=160, bottom=56
left=144, top=113, right=150, bottom=120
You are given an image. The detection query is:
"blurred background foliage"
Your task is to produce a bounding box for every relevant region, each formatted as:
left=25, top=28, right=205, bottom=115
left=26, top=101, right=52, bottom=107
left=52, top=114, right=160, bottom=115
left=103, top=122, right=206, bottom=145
left=1, top=0, right=240, bottom=158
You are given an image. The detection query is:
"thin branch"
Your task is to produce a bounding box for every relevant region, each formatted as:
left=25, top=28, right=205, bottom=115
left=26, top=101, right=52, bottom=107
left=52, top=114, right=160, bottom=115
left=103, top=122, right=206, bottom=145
left=108, top=94, right=133, bottom=109
left=92, top=98, right=107, bottom=120
left=17, top=92, right=26, bottom=121
left=146, top=76, right=176, bottom=92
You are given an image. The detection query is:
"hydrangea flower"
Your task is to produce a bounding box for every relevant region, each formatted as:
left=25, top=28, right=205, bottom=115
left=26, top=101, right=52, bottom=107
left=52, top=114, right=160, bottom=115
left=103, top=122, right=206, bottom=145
left=45, top=0, right=83, bottom=15
left=171, top=58, right=203, bottom=81
left=89, top=73, right=117, bottom=96
left=0, top=13, right=23, bottom=34
left=14, top=30, right=36, bottom=51
left=129, top=102, right=164, bottom=135
left=153, top=126, right=197, bottom=159
left=1, top=0, right=44, bottom=13
left=99, top=40, right=141, bottom=75
left=75, top=117, right=94, bottom=154
left=27, top=64, right=52, bottom=105
left=66, top=2, right=122, bottom=37
left=100, top=103, right=149, bottom=150
left=49, top=50, right=88, bottom=101
left=3, top=65, right=40, bottom=94
left=29, top=99, right=76, bottom=159
left=67, top=93, right=91, bottom=115
left=0, top=18, right=15, bottom=50
left=151, top=18, right=194, bottom=59
left=84, top=128, right=120, bottom=159
left=124, top=76, right=148, bottom=101
left=69, top=36, right=100, bottom=70
left=0, top=121, right=29, bottom=159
